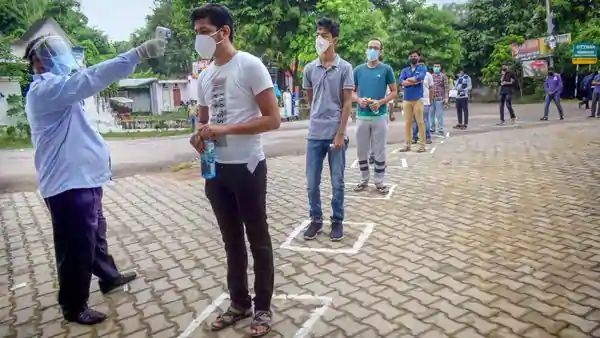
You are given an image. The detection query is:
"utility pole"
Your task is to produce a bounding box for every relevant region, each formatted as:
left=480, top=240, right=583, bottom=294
left=546, top=0, right=555, bottom=68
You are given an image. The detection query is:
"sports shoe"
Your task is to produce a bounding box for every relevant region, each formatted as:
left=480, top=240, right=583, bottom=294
left=426, top=139, right=432, bottom=144
left=416, top=145, right=426, bottom=153
left=540, top=117, right=548, bottom=121
left=303, top=221, right=323, bottom=240
left=330, top=222, right=344, bottom=241
left=397, top=146, right=411, bottom=152
left=496, top=121, right=506, bottom=126
left=63, top=307, right=107, bottom=325
left=375, top=184, right=389, bottom=194
left=99, top=271, right=137, bottom=294
left=510, top=117, right=516, bottom=124
left=353, top=182, right=368, bottom=192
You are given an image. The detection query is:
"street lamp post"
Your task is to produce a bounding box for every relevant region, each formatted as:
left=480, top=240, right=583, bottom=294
left=546, top=0, right=554, bottom=68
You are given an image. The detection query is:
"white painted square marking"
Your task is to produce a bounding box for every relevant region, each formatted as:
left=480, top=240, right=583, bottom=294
left=280, top=220, right=376, bottom=255
left=178, top=293, right=332, bottom=338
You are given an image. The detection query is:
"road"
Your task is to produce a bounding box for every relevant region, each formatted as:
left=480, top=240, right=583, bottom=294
left=0, top=102, right=588, bottom=192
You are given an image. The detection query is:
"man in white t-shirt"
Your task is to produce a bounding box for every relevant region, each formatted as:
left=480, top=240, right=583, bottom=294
left=412, top=63, right=433, bottom=144
left=188, top=4, right=280, bottom=337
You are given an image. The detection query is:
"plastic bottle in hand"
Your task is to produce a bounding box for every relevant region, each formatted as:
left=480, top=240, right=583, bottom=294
left=200, top=140, right=216, bottom=179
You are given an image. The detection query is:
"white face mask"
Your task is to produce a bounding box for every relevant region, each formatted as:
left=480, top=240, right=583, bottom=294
left=315, top=36, right=330, bottom=55
left=195, top=29, right=223, bottom=60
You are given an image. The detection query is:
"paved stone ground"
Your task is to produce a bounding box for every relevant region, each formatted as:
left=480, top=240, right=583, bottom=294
left=1, top=118, right=600, bottom=337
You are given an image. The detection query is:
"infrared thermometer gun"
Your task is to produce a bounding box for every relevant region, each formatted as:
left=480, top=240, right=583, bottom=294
left=155, top=26, right=172, bottom=41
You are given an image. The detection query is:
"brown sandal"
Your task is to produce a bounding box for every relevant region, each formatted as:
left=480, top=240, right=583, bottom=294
left=251, top=310, right=272, bottom=337
left=210, top=306, right=252, bottom=331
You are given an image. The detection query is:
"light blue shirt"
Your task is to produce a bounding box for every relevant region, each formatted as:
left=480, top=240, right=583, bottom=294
left=26, top=50, right=140, bottom=198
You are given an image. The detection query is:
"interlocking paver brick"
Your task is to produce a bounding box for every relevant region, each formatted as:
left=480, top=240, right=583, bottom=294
left=2, top=118, right=599, bottom=338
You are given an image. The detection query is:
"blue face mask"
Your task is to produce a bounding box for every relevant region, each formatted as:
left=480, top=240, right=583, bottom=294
left=366, top=48, right=380, bottom=62
left=49, top=54, right=79, bottom=76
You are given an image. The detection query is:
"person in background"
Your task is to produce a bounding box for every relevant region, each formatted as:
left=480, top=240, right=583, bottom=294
left=429, top=63, right=449, bottom=136
left=453, top=68, right=472, bottom=129
left=580, top=72, right=594, bottom=111
left=540, top=68, right=564, bottom=121
left=412, top=62, right=433, bottom=145
left=498, top=64, right=517, bottom=125
left=24, top=34, right=165, bottom=324
left=398, top=50, right=427, bottom=152
left=352, top=38, right=397, bottom=194
left=302, top=17, right=353, bottom=242
left=188, top=100, right=198, bottom=130
left=188, top=4, right=280, bottom=336
left=590, top=69, right=600, bottom=118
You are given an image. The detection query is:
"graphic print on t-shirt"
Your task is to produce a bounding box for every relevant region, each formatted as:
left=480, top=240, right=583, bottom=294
left=209, top=76, right=227, bottom=147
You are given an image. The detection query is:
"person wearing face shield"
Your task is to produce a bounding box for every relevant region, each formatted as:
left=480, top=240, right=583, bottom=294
left=187, top=4, right=280, bottom=337
left=398, top=50, right=428, bottom=152
left=352, top=39, right=397, bottom=195
left=23, top=34, right=166, bottom=325
left=302, top=17, right=354, bottom=243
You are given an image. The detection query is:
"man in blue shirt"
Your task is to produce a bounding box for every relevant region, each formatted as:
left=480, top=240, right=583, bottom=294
left=540, top=68, right=564, bottom=121
left=25, top=34, right=165, bottom=324
left=398, top=50, right=427, bottom=152
left=352, top=39, right=397, bottom=194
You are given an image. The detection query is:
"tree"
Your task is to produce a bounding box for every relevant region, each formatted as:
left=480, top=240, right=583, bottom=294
left=481, top=35, right=524, bottom=88
left=386, top=3, right=461, bottom=73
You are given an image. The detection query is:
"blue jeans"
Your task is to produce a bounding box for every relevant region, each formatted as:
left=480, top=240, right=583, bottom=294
left=306, top=139, right=346, bottom=223
left=413, top=105, right=431, bottom=141
left=544, top=93, right=564, bottom=118
left=429, top=100, right=445, bottom=133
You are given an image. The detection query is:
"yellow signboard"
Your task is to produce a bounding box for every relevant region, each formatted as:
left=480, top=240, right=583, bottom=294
left=573, top=58, right=598, bottom=65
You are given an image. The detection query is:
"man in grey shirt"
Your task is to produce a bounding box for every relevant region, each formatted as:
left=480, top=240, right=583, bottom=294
left=302, top=17, right=354, bottom=242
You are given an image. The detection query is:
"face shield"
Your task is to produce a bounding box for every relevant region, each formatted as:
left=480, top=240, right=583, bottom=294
left=28, top=36, right=81, bottom=76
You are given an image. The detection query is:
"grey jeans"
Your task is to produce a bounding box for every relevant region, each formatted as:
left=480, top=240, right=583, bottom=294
left=356, top=118, right=388, bottom=185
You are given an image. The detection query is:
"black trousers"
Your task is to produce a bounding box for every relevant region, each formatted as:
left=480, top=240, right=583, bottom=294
left=499, top=92, right=516, bottom=121
left=45, top=188, right=120, bottom=313
left=456, top=98, right=469, bottom=125
left=205, top=160, right=274, bottom=311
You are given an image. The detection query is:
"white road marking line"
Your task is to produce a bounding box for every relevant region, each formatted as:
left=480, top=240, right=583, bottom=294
left=179, top=293, right=332, bottom=338
left=446, top=132, right=450, bottom=137
left=10, top=282, right=27, bottom=291
left=401, top=158, right=408, bottom=168
left=440, top=140, right=445, bottom=144
left=343, top=183, right=398, bottom=200
left=178, top=293, right=228, bottom=338
left=280, top=220, right=376, bottom=255
left=430, top=147, right=437, bottom=154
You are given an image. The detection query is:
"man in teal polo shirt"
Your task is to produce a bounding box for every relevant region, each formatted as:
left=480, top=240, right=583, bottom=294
left=352, top=39, right=397, bottom=194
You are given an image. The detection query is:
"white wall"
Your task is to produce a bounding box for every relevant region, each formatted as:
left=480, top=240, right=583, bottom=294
left=0, top=78, right=22, bottom=126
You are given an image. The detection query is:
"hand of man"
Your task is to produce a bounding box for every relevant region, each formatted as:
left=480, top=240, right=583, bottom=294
left=359, top=98, right=369, bottom=108
left=199, top=124, right=231, bottom=140
left=369, top=100, right=383, bottom=112
left=332, top=133, right=345, bottom=150
left=189, top=132, right=205, bottom=154
left=135, top=39, right=167, bottom=59
left=402, top=80, right=412, bottom=87
left=407, top=77, right=417, bottom=83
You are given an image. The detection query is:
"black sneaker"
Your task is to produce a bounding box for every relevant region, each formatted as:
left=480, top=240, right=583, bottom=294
left=559, top=115, right=564, bottom=120
left=368, top=155, right=375, bottom=164
left=426, top=139, right=432, bottom=144
left=330, top=222, right=344, bottom=241
left=99, top=271, right=137, bottom=294
left=411, top=139, right=418, bottom=144
left=64, top=307, right=107, bottom=325
left=540, top=117, right=548, bottom=121
left=303, top=221, right=323, bottom=240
